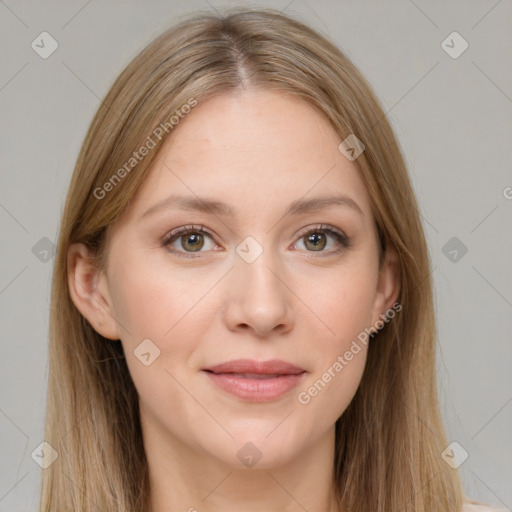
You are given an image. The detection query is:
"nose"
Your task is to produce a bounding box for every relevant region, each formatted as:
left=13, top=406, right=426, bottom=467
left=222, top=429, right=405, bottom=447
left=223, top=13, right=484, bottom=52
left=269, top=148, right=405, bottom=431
left=222, top=246, right=294, bottom=338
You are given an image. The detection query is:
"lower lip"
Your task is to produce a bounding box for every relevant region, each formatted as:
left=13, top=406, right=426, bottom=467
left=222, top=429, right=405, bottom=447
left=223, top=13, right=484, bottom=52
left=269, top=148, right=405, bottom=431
left=203, top=371, right=305, bottom=402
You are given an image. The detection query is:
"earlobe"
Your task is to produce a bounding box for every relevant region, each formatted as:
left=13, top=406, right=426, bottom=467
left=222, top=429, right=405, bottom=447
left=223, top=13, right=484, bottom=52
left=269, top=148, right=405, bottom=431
left=67, top=243, right=120, bottom=340
left=371, top=244, right=401, bottom=326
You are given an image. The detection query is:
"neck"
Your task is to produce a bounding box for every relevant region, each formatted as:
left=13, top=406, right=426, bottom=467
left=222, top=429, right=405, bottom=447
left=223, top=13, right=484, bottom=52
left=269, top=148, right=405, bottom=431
left=143, top=411, right=340, bottom=512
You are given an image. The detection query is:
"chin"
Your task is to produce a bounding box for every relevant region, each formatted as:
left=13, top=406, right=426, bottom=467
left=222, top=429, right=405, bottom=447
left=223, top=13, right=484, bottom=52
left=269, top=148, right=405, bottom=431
left=215, top=428, right=307, bottom=470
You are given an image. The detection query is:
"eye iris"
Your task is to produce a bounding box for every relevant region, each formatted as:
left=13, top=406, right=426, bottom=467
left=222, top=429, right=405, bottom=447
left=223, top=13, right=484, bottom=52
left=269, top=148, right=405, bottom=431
left=305, top=232, right=326, bottom=251
left=182, top=232, right=204, bottom=252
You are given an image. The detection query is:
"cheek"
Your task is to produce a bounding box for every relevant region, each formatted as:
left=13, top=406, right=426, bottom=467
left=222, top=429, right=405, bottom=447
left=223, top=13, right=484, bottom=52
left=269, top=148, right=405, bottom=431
left=292, top=257, right=377, bottom=410
left=106, top=252, right=221, bottom=389
left=294, top=256, right=379, bottom=348
left=107, top=250, right=218, bottom=344
left=106, top=254, right=208, bottom=420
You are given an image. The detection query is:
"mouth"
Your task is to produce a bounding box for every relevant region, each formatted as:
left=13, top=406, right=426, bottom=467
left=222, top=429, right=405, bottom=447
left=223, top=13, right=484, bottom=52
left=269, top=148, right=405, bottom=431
left=202, top=359, right=306, bottom=402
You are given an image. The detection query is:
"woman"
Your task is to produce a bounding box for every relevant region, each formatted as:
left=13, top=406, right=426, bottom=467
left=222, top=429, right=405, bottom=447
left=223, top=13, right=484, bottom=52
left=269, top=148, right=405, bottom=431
left=39, top=7, right=500, bottom=512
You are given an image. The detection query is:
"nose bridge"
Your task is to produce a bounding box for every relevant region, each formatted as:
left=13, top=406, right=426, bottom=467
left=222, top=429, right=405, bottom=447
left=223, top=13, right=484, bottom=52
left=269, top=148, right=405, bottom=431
left=224, top=235, right=293, bottom=335
left=238, top=244, right=281, bottom=292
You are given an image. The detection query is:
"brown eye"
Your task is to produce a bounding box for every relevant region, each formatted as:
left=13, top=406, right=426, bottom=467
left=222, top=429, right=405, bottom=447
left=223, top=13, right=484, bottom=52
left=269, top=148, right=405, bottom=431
left=294, top=225, right=351, bottom=255
left=179, top=232, right=205, bottom=252
left=303, top=232, right=327, bottom=251
left=162, top=225, right=216, bottom=257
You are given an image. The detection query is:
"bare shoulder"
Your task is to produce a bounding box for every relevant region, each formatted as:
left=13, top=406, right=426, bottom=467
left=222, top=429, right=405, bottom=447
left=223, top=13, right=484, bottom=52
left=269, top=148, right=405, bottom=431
left=462, top=503, right=509, bottom=512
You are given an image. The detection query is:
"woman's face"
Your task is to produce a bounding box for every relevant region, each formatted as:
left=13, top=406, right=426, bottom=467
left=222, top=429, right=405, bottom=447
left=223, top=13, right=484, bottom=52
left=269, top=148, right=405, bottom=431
left=71, top=89, right=399, bottom=469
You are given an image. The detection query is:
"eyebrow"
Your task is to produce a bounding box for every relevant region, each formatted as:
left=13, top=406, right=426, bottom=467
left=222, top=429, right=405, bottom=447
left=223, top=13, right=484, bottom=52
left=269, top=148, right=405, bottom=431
left=141, top=193, right=364, bottom=219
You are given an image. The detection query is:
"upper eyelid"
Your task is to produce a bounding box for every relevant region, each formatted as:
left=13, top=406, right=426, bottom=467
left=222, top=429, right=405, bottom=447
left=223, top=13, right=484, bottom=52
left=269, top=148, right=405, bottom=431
left=295, top=223, right=347, bottom=239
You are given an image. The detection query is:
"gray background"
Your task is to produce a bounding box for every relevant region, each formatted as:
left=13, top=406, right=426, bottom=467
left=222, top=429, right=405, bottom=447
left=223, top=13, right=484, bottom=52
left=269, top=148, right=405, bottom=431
left=1, top=0, right=511, bottom=510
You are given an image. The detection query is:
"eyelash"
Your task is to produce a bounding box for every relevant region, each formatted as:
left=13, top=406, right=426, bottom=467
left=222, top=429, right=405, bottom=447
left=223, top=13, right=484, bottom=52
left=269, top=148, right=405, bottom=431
left=161, top=223, right=351, bottom=259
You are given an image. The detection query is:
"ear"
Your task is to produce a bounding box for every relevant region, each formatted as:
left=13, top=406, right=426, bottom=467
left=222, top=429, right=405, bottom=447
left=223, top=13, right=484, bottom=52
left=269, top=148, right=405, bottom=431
left=370, top=243, right=401, bottom=328
left=67, top=243, right=120, bottom=340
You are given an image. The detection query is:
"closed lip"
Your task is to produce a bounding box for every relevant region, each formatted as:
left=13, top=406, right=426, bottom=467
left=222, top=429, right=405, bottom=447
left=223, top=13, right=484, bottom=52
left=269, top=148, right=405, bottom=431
left=203, top=359, right=306, bottom=375
left=202, top=358, right=307, bottom=402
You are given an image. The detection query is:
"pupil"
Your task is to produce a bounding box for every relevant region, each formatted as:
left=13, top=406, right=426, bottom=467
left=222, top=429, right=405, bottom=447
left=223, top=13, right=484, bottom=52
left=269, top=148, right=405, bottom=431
left=307, top=232, right=325, bottom=251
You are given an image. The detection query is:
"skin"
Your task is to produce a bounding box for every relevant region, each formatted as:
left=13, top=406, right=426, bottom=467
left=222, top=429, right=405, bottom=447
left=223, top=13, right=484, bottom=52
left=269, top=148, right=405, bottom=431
left=68, top=89, right=400, bottom=512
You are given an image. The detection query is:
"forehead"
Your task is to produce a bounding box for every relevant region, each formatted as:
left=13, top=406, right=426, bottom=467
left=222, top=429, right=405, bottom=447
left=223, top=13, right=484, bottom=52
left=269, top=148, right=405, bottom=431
left=124, top=89, right=373, bottom=223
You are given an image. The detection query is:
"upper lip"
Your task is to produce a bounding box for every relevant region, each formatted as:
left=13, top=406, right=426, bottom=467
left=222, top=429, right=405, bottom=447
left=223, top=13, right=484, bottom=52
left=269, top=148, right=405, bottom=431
left=203, top=359, right=305, bottom=375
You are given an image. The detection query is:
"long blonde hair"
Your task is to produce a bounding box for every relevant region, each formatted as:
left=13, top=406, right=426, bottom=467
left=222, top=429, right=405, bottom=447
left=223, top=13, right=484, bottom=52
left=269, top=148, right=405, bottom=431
left=41, top=7, right=466, bottom=511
